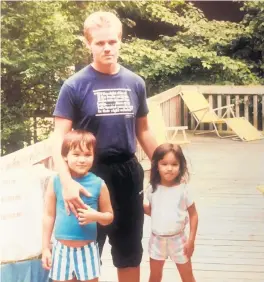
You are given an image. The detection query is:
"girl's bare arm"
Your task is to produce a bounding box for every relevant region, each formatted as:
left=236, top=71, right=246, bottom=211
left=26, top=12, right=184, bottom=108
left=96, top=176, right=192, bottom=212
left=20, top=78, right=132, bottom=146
left=187, top=203, right=198, bottom=243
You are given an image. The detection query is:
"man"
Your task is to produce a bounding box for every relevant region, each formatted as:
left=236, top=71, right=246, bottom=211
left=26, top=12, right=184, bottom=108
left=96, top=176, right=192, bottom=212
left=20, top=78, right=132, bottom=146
left=52, top=11, right=157, bottom=282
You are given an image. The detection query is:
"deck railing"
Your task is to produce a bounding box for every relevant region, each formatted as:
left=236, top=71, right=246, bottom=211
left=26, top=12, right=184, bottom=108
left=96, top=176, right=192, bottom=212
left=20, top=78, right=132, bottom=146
left=137, top=85, right=264, bottom=162
left=1, top=85, right=264, bottom=168
left=0, top=139, right=53, bottom=171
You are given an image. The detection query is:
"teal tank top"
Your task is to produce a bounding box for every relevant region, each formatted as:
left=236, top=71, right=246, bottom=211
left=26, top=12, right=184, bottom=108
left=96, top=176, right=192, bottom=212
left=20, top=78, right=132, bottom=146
left=53, top=172, right=102, bottom=241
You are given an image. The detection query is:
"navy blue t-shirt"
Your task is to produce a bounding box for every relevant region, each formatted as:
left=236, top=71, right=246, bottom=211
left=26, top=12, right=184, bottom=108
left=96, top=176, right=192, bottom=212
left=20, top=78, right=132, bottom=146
left=53, top=65, right=148, bottom=158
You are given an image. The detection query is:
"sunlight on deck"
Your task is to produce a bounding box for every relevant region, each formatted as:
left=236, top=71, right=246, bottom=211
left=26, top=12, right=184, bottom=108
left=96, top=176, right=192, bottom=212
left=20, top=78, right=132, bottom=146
left=100, top=134, right=264, bottom=282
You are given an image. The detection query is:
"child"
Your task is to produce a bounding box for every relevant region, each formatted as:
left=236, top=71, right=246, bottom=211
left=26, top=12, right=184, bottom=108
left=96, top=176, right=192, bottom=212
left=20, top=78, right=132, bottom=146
left=144, top=143, right=198, bottom=282
left=42, top=130, right=113, bottom=282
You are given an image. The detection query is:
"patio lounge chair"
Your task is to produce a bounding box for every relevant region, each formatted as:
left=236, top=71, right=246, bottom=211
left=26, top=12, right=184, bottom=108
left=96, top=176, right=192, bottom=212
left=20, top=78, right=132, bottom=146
left=148, top=102, right=190, bottom=145
left=179, top=90, right=264, bottom=141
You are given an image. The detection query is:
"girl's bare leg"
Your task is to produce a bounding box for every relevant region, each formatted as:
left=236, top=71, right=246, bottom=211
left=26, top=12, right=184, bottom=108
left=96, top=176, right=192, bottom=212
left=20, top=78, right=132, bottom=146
left=149, top=258, right=165, bottom=282
left=176, top=260, right=196, bottom=282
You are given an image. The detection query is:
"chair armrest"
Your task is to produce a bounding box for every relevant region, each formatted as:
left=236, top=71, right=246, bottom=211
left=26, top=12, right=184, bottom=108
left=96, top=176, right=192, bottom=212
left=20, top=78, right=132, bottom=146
left=165, top=126, right=188, bottom=130
left=190, top=107, right=210, bottom=113
left=212, top=104, right=234, bottom=111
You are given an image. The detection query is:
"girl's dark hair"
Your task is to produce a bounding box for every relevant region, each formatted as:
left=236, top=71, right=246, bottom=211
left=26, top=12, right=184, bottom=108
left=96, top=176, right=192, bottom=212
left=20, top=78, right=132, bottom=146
left=61, top=130, right=96, bottom=157
left=150, top=143, right=189, bottom=192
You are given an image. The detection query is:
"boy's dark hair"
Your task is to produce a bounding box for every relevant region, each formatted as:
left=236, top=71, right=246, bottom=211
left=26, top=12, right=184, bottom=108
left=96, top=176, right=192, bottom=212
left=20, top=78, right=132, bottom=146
left=150, top=143, right=189, bottom=192
left=61, top=130, right=96, bottom=157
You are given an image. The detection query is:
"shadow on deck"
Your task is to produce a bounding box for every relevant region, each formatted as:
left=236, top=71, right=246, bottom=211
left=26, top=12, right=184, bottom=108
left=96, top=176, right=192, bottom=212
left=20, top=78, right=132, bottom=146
left=100, top=134, right=264, bottom=282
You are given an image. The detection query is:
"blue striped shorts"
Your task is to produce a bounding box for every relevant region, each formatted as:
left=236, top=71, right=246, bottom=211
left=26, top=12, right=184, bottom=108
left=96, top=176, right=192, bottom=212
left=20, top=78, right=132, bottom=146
left=49, top=241, right=100, bottom=281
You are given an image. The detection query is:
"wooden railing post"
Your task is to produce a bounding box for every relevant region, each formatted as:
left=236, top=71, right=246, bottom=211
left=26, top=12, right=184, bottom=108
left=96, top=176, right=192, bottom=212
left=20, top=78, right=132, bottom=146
left=217, top=94, right=222, bottom=131
left=262, top=95, right=264, bottom=131
left=253, top=94, right=258, bottom=128
left=208, top=95, right=213, bottom=130
left=244, top=95, right=249, bottom=121
left=235, top=95, right=240, bottom=117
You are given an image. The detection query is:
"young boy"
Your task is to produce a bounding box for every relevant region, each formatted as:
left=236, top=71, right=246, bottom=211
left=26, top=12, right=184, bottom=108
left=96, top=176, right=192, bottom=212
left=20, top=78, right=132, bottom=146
left=42, top=130, right=113, bottom=282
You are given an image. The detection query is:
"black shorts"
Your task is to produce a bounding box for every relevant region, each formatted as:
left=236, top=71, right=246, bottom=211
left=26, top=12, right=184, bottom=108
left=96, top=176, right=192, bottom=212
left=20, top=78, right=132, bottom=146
left=92, top=154, right=144, bottom=268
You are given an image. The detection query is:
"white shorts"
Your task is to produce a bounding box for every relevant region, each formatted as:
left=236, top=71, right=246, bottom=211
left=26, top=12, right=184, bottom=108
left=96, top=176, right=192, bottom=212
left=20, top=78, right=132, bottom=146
left=148, top=232, right=188, bottom=264
left=49, top=241, right=100, bottom=281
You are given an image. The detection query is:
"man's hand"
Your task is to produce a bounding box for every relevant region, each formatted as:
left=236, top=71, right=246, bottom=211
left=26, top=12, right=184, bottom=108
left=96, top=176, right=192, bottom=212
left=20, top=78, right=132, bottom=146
left=63, top=179, right=91, bottom=216
left=143, top=201, right=151, bottom=216
left=77, top=205, right=99, bottom=225
left=183, top=239, right=195, bottom=258
left=42, top=248, right=52, bottom=270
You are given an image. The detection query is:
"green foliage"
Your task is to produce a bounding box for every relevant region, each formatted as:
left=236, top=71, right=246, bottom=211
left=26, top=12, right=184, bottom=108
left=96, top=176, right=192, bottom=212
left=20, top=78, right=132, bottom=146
left=118, top=1, right=262, bottom=94
left=230, top=1, right=264, bottom=78
left=1, top=1, right=82, bottom=154
left=1, top=0, right=263, bottom=155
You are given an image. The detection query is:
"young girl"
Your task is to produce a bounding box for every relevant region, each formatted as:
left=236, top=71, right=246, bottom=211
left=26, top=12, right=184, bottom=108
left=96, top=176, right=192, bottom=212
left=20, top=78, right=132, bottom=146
left=144, top=143, right=198, bottom=282
left=42, top=130, right=113, bottom=282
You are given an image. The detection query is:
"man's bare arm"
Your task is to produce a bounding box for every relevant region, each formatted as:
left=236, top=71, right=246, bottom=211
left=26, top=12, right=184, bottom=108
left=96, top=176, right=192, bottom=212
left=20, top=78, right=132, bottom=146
left=52, top=117, right=72, bottom=182
left=143, top=202, right=151, bottom=216
left=51, top=117, right=88, bottom=215
left=136, top=116, right=158, bottom=160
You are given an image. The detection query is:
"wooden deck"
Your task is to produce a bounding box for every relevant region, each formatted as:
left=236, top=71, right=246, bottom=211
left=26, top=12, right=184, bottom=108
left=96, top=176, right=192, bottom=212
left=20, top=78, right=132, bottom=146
left=100, top=134, right=264, bottom=282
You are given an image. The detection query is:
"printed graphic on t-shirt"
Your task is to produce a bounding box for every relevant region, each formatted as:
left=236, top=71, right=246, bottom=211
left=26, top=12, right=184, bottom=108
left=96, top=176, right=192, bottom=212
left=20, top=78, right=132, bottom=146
left=94, top=88, right=134, bottom=116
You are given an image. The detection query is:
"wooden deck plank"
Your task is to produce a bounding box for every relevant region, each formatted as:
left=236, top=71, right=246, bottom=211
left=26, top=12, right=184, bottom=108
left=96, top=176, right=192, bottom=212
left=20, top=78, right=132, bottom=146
left=100, top=265, right=264, bottom=282
left=102, top=259, right=264, bottom=272
left=100, top=135, right=264, bottom=281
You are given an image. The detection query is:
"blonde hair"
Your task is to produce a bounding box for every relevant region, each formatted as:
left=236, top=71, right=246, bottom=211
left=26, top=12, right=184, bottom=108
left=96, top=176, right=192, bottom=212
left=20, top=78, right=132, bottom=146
left=84, top=11, right=122, bottom=42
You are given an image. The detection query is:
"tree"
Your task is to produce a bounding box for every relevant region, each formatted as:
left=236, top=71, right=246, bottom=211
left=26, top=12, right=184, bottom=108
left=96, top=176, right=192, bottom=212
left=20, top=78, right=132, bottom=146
left=1, top=0, right=120, bottom=155
left=1, top=1, right=83, bottom=154
left=2, top=1, right=263, bottom=155
left=229, top=1, right=264, bottom=78
left=116, top=1, right=261, bottom=94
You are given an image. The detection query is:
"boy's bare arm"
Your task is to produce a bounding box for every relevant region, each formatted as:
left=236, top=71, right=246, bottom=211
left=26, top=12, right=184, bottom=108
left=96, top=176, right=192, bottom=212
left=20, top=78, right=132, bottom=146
left=42, top=178, right=56, bottom=251
left=77, top=183, right=114, bottom=226
left=97, top=183, right=114, bottom=226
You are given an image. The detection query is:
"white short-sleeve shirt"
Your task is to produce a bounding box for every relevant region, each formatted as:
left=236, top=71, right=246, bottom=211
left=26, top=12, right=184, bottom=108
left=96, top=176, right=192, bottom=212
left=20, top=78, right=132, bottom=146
left=147, top=183, right=193, bottom=236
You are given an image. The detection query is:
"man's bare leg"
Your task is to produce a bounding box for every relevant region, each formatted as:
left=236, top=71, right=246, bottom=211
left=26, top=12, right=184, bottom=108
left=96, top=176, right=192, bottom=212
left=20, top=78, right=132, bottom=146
left=117, top=266, right=140, bottom=282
